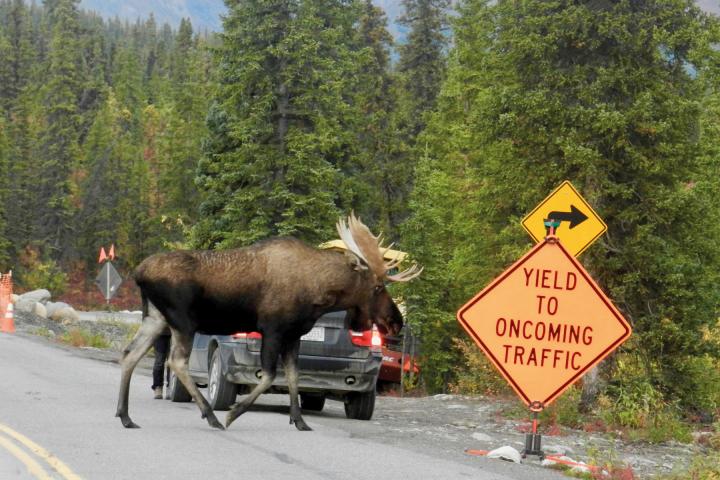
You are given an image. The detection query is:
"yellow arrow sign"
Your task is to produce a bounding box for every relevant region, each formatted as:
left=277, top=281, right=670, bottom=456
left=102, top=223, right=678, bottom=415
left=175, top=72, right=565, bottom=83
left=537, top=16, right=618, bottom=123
left=522, top=181, right=606, bottom=257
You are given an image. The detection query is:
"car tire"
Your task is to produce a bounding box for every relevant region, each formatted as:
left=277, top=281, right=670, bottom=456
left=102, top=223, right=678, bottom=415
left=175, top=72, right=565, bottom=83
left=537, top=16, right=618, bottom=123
left=208, top=349, right=237, bottom=411
left=300, top=393, right=326, bottom=412
left=344, top=390, right=375, bottom=420
left=167, top=370, right=192, bottom=403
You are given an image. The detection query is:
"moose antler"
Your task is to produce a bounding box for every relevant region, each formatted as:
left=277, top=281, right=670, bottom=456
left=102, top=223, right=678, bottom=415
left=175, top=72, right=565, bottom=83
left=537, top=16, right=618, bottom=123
left=336, top=213, right=422, bottom=283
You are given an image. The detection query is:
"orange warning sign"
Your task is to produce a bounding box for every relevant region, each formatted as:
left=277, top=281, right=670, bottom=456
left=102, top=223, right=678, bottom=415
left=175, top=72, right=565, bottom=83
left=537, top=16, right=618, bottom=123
left=457, top=238, right=631, bottom=408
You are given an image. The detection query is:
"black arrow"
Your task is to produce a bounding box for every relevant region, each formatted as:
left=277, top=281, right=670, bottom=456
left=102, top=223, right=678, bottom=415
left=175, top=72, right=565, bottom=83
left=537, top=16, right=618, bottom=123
left=545, top=205, right=588, bottom=229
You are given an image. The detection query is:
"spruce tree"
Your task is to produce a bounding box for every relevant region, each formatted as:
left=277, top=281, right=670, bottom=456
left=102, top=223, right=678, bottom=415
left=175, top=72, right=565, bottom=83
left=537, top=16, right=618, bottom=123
left=404, top=0, right=720, bottom=407
left=396, top=0, right=449, bottom=141
left=0, top=116, right=11, bottom=268
left=352, top=1, right=409, bottom=239
left=37, top=0, right=82, bottom=259
left=195, top=0, right=365, bottom=248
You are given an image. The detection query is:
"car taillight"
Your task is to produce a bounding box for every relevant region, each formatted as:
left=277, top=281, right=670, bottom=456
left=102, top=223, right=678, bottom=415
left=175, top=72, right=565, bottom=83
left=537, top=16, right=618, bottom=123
left=350, top=326, right=383, bottom=348
left=231, top=332, right=262, bottom=340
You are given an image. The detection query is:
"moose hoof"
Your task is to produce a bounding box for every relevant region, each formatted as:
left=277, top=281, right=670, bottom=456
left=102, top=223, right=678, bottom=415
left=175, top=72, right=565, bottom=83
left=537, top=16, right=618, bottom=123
left=207, top=415, right=225, bottom=430
left=291, top=417, right=312, bottom=431
left=119, top=415, right=141, bottom=429
left=225, top=403, right=248, bottom=428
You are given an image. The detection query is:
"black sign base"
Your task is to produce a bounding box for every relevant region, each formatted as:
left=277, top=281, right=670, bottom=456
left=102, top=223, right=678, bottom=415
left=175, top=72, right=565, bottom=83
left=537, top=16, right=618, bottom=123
left=521, top=432, right=544, bottom=460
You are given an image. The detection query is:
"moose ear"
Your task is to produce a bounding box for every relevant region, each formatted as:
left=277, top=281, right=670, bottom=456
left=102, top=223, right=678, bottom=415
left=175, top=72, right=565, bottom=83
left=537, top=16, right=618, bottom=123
left=345, top=252, right=368, bottom=272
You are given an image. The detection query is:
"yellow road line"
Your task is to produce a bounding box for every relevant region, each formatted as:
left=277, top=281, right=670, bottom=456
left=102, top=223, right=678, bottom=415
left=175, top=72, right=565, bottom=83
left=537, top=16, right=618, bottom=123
left=0, top=434, right=52, bottom=480
left=0, top=423, right=82, bottom=480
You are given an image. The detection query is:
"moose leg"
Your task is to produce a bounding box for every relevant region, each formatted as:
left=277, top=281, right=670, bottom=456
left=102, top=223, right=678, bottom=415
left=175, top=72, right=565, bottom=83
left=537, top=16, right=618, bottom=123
left=282, top=338, right=311, bottom=431
left=226, top=334, right=281, bottom=428
left=116, top=308, right=167, bottom=428
left=167, top=330, right=225, bottom=430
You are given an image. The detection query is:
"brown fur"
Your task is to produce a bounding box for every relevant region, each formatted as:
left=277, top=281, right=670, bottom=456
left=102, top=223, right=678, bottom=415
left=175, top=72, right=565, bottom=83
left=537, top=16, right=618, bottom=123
left=117, top=236, right=404, bottom=431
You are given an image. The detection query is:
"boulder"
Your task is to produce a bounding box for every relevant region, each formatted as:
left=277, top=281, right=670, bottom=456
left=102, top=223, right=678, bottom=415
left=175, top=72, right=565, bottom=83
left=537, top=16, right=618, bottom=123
left=49, top=306, right=79, bottom=324
left=45, top=302, right=70, bottom=317
left=32, top=302, right=47, bottom=318
left=486, top=446, right=522, bottom=464
left=16, top=289, right=51, bottom=312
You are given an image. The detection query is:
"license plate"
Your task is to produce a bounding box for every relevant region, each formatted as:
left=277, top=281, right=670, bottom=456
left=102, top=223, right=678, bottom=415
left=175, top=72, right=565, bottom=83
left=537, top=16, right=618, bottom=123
left=301, top=326, right=325, bottom=342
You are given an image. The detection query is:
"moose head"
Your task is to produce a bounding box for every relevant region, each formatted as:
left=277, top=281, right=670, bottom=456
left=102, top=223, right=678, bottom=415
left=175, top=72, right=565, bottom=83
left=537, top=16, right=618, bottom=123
left=337, top=213, right=422, bottom=336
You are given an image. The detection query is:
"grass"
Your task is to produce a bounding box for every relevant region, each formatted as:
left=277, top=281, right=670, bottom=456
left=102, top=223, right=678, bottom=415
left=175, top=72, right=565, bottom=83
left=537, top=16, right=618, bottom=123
left=32, top=327, right=55, bottom=338
left=60, top=328, right=111, bottom=349
left=658, top=454, right=720, bottom=479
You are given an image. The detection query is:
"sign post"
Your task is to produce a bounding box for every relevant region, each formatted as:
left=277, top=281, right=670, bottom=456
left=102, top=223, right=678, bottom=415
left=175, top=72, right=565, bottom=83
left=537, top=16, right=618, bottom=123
left=95, top=245, right=122, bottom=304
left=461, top=181, right=628, bottom=461
left=458, top=236, right=631, bottom=458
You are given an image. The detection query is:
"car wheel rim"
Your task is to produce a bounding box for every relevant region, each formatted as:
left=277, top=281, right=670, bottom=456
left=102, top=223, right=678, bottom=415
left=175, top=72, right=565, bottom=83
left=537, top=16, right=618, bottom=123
left=209, top=357, right=219, bottom=401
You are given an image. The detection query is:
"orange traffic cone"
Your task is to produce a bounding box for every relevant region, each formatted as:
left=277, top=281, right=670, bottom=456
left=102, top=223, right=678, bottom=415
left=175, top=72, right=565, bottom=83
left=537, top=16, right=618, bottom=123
left=0, top=272, right=14, bottom=333
left=0, top=301, right=14, bottom=333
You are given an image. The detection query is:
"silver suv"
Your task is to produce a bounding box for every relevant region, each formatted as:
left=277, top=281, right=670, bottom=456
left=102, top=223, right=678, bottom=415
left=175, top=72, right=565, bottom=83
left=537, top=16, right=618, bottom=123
left=167, top=311, right=382, bottom=420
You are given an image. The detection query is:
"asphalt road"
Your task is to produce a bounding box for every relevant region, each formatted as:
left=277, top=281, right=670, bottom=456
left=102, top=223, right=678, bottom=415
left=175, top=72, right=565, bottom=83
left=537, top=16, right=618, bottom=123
left=0, top=333, right=566, bottom=480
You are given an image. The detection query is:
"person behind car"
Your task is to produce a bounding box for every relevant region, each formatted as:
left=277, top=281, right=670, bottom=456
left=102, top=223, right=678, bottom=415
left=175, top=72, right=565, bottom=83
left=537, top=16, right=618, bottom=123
left=152, top=328, right=171, bottom=399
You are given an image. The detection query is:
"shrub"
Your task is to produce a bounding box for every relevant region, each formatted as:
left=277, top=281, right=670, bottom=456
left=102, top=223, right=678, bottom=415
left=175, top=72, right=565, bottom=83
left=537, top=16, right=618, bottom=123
left=541, top=386, right=584, bottom=430
left=60, top=328, right=110, bottom=349
left=450, top=338, right=510, bottom=396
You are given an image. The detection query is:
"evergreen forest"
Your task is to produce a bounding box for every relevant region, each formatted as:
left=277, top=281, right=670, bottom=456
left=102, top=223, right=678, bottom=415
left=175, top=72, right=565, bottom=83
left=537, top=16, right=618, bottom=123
left=2, top=0, right=720, bottom=437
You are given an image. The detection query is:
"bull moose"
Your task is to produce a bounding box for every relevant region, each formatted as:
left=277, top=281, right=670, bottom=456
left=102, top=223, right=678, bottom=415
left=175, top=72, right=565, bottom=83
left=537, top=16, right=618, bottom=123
left=115, top=213, right=421, bottom=430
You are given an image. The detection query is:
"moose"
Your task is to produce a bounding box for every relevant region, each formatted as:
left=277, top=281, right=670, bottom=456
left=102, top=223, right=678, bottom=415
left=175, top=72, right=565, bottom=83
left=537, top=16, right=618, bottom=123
left=115, top=213, right=421, bottom=431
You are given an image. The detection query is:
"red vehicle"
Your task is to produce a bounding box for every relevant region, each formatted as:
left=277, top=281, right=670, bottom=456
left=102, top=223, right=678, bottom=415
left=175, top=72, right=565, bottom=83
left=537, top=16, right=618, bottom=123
left=378, top=334, right=420, bottom=389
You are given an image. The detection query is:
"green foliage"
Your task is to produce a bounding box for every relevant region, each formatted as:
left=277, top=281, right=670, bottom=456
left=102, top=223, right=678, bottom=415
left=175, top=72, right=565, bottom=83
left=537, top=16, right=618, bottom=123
left=37, top=0, right=82, bottom=258
left=659, top=455, right=720, bottom=480
left=450, top=338, right=510, bottom=396
left=195, top=0, right=374, bottom=248
left=541, top=386, right=584, bottom=430
left=60, top=328, right=110, bottom=349
left=396, top=0, right=450, bottom=140
left=21, top=258, right=68, bottom=294
left=403, top=0, right=720, bottom=414
left=0, top=0, right=214, bottom=272
left=595, top=354, right=692, bottom=443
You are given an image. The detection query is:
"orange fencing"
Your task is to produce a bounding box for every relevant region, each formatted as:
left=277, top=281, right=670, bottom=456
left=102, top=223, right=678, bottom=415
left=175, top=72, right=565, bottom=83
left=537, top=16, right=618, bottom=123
left=0, top=271, right=14, bottom=333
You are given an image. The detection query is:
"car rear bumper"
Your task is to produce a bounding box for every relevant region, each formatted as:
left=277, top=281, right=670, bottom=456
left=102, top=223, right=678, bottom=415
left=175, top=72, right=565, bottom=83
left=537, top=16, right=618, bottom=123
left=220, top=343, right=381, bottom=394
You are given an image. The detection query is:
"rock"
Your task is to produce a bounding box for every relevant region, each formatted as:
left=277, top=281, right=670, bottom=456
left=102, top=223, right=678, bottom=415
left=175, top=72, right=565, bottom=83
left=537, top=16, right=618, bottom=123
left=49, top=306, right=79, bottom=324
left=433, top=394, right=455, bottom=401
left=544, top=444, right=573, bottom=456
left=16, top=289, right=51, bottom=312
left=45, top=302, right=70, bottom=317
left=486, top=446, right=522, bottom=464
left=32, top=302, right=47, bottom=318
left=11, top=294, right=19, bottom=303
left=471, top=432, right=493, bottom=442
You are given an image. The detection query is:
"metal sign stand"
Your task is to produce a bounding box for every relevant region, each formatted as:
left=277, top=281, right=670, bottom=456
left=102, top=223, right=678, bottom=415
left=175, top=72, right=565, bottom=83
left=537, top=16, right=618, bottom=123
left=521, top=401, right=545, bottom=460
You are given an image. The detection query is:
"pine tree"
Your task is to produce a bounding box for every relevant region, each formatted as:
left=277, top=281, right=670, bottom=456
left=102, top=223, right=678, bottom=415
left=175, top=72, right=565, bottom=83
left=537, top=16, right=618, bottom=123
left=76, top=91, right=148, bottom=267
left=404, top=0, right=720, bottom=406
left=37, top=0, right=82, bottom=259
left=195, top=0, right=365, bottom=248
left=352, top=1, right=409, bottom=239
left=0, top=0, right=35, bottom=111
left=396, top=0, right=449, bottom=141
left=0, top=116, right=11, bottom=268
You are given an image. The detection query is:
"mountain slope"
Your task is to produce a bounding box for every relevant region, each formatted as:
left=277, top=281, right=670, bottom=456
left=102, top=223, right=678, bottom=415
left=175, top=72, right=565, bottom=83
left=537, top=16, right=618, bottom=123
left=79, top=0, right=227, bottom=32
